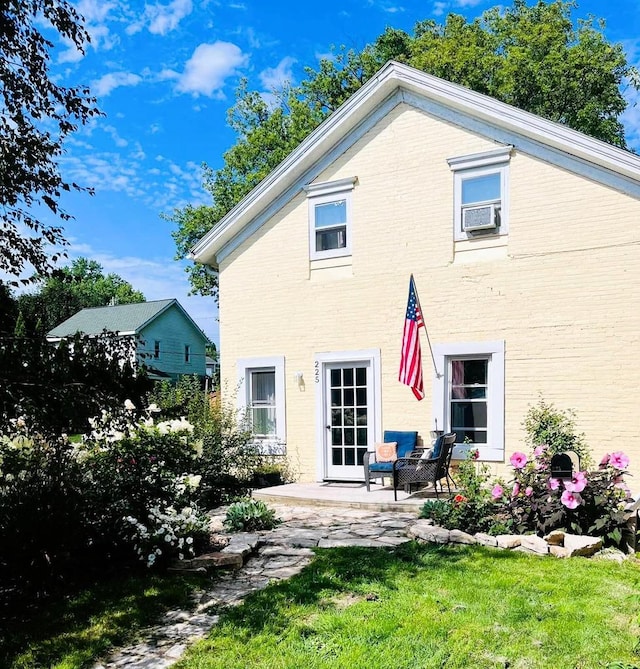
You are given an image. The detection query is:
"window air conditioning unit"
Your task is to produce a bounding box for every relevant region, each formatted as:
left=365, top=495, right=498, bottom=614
left=462, top=204, right=497, bottom=232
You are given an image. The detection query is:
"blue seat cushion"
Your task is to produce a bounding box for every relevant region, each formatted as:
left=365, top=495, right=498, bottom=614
left=383, top=430, right=418, bottom=458
left=432, top=434, right=444, bottom=458
left=368, top=462, right=394, bottom=473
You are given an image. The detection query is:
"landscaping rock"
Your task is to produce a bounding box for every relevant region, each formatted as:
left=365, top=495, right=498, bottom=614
left=543, top=530, right=565, bottom=546
left=549, top=545, right=572, bottom=559
left=449, top=529, right=476, bottom=545
left=474, top=533, right=498, bottom=547
left=190, top=553, right=243, bottom=570
left=563, top=534, right=602, bottom=557
left=408, top=522, right=450, bottom=544
left=592, top=547, right=627, bottom=563
left=495, top=535, right=521, bottom=549
left=520, top=535, right=549, bottom=555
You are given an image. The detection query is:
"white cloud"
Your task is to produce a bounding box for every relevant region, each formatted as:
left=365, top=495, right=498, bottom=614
left=433, top=1, right=447, bottom=16
left=76, top=0, right=116, bottom=24
left=259, top=56, right=296, bottom=91
left=127, top=0, right=193, bottom=36
left=176, top=42, right=247, bottom=97
left=92, top=71, right=142, bottom=97
left=58, top=0, right=118, bottom=62
left=103, top=124, right=128, bottom=148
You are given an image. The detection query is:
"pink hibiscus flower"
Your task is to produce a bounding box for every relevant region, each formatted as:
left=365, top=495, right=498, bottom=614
left=511, top=482, right=520, bottom=498
left=547, top=477, right=560, bottom=491
left=533, top=445, right=546, bottom=458
left=510, top=452, right=528, bottom=469
left=525, top=486, right=534, bottom=497
left=599, top=453, right=610, bottom=468
left=491, top=484, right=504, bottom=500
left=610, top=451, right=630, bottom=471
left=564, top=471, right=587, bottom=494
left=561, top=489, right=582, bottom=510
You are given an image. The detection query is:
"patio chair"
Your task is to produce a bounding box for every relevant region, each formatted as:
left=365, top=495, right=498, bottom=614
left=392, top=432, right=457, bottom=501
left=363, top=430, right=418, bottom=491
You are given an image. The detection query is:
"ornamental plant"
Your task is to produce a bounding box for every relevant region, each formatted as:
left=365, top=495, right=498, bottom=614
left=492, top=445, right=633, bottom=545
left=77, top=402, right=210, bottom=563
left=420, top=449, right=498, bottom=534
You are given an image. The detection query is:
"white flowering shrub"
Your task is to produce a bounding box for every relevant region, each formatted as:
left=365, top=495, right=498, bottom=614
left=123, top=501, right=210, bottom=567
left=77, top=403, right=210, bottom=565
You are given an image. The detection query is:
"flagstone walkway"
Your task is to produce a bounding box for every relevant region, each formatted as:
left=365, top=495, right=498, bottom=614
left=92, top=504, right=418, bottom=669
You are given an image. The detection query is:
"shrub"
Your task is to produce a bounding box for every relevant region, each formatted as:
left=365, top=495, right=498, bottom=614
left=0, top=419, right=87, bottom=594
left=523, top=398, right=592, bottom=468
left=420, top=449, right=498, bottom=534
left=77, top=403, right=210, bottom=562
left=493, top=446, right=633, bottom=545
left=224, top=498, right=280, bottom=532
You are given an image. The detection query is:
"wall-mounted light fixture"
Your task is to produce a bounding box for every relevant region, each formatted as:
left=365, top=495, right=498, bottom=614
left=294, top=371, right=304, bottom=389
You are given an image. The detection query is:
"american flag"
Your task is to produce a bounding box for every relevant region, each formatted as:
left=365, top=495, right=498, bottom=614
left=399, top=275, right=425, bottom=400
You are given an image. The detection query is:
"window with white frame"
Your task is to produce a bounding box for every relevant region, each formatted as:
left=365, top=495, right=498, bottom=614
left=304, top=177, right=357, bottom=261
left=448, top=146, right=512, bottom=241
left=432, top=341, right=505, bottom=461
left=237, top=356, right=286, bottom=453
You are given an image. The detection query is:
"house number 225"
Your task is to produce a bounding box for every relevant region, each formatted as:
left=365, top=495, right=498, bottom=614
left=314, top=361, right=320, bottom=383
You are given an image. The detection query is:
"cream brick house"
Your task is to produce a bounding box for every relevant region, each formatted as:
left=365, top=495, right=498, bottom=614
left=191, top=61, right=640, bottom=485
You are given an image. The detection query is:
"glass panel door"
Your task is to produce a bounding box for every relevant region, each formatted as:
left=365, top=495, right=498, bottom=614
left=325, top=361, right=371, bottom=479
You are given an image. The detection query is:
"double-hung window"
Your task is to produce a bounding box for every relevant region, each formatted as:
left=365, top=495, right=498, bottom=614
left=448, top=146, right=512, bottom=241
left=237, top=356, right=286, bottom=454
left=433, top=341, right=505, bottom=461
left=305, top=177, right=357, bottom=261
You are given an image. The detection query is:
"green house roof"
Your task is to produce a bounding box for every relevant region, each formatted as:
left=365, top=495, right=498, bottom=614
left=47, top=299, right=206, bottom=340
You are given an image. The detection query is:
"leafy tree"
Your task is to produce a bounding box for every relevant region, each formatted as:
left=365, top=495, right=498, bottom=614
left=0, top=0, right=101, bottom=284
left=16, top=258, right=145, bottom=334
left=170, top=0, right=637, bottom=298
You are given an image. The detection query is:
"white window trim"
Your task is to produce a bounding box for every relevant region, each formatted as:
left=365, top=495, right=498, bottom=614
left=448, top=146, right=512, bottom=242
left=432, top=341, right=505, bottom=462
left=305, top=176, right=357, bottom=261
left=237, top=356, right=286, bottom=453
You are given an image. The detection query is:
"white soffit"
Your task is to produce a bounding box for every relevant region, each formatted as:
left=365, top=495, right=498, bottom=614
left=190, top=60, right=640, bottom=268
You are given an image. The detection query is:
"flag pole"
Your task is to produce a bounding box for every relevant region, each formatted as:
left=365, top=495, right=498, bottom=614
left=411, top=274, right=441, bottom=379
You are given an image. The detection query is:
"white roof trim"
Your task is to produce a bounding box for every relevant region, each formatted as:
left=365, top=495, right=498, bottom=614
left=191, top=60, right=640, bottom=268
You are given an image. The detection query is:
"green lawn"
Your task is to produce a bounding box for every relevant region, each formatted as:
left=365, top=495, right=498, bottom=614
left=0, top=572, right=204, bottom=669
left=2, top=544, right=640, bottom=669
left=177, top=544, right=640, bottom=669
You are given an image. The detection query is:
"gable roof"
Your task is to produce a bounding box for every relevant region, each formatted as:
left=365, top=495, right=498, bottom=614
left=191, top=59, right=640, bottom=270
left=47, top=298, right=208, bottom=342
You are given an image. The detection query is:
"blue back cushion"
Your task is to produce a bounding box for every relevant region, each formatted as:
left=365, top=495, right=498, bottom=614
left=383, top=430, right=418, bottom=458
left=432, top=434, right=444, bottom=458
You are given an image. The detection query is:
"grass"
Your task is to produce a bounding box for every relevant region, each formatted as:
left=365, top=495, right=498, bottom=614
left=2, top=544, right=640, bottom=669
left=0, top=571, right=207, bottom=669
left=176, top=543, right=640, bottom=669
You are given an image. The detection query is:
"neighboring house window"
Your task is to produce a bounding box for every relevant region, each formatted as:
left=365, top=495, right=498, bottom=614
left=237, top=356, right=286, bottom=454
left=433, top=341, right=505, bottom=461
left=154, top=341, right=160, bottom=359
left=448, top=146, right=512, bottom=241
left=184, top=345, right=191, bottom=363
left=304, top=177, right=357, bottom=261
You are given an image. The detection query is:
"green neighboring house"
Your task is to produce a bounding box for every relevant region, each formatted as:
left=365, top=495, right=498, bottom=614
left=47, top=299, right=208, bottom=380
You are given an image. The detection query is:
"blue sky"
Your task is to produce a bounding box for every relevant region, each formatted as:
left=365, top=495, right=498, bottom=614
left=36, top=0, right=640, bottom=345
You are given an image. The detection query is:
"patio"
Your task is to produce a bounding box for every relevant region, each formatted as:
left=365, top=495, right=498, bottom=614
left=252, top=481, right=445, bottom=512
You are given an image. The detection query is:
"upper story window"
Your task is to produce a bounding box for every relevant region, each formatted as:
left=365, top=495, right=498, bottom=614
left=154, top=340, right=160, bottom=359
left=448, top=146, right=512, bottom=242
left=184, top=345, right=191, bottom=363
left=304, top=177, right=357, bottom=261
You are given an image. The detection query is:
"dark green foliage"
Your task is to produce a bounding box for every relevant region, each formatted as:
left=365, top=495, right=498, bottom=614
left=223, top=498, right=280, bottom=532
left=1, top=1, right=101, bottom=283
left=0, top=331, right=153, bottom=435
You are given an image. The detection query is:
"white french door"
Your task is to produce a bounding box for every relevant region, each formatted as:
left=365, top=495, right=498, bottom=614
left=322, top=359, right=374, bottom=480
